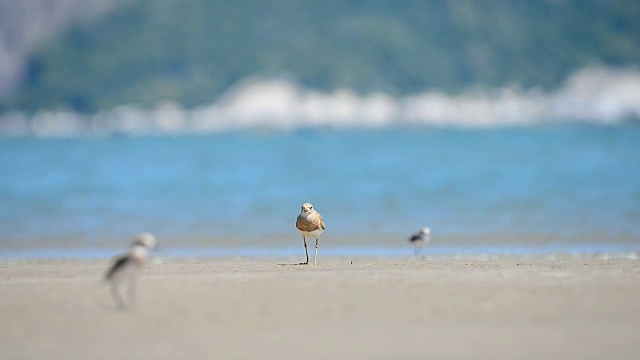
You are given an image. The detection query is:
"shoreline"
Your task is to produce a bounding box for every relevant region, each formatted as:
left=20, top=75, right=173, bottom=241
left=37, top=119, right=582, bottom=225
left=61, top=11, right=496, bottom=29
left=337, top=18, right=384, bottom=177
left=1, top=243, right=639, bottom=261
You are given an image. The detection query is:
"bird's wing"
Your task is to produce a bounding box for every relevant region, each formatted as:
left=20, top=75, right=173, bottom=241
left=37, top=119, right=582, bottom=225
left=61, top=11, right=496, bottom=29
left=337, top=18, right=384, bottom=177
left=105, top=255, right=130, bottom=280
left=409, top=234, right=421, bottom=242
left=296, top=215, right=313, bottom=232
left=297, top=213, right=325, bottom=232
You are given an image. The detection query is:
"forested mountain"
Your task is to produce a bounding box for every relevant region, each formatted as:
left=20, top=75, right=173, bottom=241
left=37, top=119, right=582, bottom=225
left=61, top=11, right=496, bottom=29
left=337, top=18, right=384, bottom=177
left=4, top=0, right=640, bottom=113
left=0, top=0, right=113, bottom=99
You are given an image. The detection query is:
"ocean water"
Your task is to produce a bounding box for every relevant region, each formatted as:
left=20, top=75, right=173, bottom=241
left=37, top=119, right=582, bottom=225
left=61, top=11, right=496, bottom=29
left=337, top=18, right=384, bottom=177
left=1, top=124, right=639, bottom=258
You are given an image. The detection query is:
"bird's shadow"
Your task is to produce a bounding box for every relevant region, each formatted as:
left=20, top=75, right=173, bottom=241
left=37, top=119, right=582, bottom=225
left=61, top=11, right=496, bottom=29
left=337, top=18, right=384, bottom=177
left=277, top=262, right=310, bottom=266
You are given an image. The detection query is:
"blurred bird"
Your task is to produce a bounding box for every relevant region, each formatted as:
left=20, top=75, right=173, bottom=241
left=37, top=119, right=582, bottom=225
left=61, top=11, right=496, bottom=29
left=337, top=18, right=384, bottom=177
left=296, top=203, right=325, bottom=265
left=104, top=233, right=158, bottom=310
left=409, top=227, right=431, bottom=259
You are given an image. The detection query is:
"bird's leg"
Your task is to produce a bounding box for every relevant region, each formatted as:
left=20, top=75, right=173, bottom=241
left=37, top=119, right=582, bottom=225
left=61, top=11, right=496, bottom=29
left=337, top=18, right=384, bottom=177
left=314, top=237, right=319, bottom=266
left=303, top=237, right=309, bottom=265
left=110, top=282, right=125, bottom=311
left=127, top=274, right=139, bottom=309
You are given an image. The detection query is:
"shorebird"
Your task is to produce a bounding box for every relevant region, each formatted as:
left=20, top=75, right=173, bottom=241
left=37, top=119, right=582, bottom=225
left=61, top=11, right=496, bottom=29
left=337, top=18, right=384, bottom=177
left=296, top=202, right=325, bottom=265
left=409, top=227, right=431, bottom=259
left=104, top=233, right=158, bottom=310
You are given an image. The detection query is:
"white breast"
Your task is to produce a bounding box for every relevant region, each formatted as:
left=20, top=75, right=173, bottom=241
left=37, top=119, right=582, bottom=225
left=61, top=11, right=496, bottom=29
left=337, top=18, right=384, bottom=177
left=299, top=228, right=324, bottom=238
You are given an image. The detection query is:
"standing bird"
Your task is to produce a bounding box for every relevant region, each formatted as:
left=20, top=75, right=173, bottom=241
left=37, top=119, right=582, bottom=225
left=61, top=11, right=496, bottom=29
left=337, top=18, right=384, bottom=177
left=296, top=203, right=325, bottom=265
left=104, top=233, right=158, bottom=310
left=409, top=227, right=431, bottom=259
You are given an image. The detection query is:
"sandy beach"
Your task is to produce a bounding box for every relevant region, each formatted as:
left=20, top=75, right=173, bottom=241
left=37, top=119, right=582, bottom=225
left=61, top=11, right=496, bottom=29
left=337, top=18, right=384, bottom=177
left=1, top=255, right=639, bottom=359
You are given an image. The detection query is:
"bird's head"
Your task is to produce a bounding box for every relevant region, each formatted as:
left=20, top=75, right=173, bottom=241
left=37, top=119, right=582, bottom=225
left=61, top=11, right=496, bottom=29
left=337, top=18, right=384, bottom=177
left=421, top=227, right=431, bottom=235
left=301, top=202, right=314, bottom=214
left=131, top=232, right=158, bottom=250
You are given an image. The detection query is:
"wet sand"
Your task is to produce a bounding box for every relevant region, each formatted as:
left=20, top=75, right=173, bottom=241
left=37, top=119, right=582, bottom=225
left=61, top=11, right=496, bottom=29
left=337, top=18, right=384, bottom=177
left=1, top=255, right=639, bottom=359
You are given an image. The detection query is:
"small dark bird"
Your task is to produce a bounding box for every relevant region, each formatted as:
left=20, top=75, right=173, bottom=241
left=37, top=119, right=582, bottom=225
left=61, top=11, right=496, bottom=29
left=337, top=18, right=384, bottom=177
left=104, top=233, right=157, bottom=310
left=296, top=202, right=325, bottom=265
left=409, top=227, right=431, bottom=259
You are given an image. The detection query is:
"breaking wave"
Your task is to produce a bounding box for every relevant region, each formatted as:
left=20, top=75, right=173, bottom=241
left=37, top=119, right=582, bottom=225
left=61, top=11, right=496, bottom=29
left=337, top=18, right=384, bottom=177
left=1, top=66, right=640, bottom=137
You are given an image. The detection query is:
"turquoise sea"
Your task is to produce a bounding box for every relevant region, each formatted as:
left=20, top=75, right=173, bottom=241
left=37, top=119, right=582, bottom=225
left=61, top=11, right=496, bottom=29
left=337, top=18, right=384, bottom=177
left=1, top=124, right=639, bottom=258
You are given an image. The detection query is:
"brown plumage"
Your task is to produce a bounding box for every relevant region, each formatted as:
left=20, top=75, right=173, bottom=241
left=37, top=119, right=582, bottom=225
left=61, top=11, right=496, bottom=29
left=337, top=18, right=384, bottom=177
left=296, top=210, right=325, bottom=232
left=296, top=203, right=325, bottom=265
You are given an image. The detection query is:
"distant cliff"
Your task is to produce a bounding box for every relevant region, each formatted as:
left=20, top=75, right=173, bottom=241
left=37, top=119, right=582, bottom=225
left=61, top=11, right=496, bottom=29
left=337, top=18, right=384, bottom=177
left=3, top=0, right=640, bottom=113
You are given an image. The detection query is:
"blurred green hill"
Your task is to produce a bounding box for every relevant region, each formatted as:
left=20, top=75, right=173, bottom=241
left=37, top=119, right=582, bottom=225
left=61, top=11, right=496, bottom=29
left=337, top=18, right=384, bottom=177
left=5, top=0, right=640, bottom=113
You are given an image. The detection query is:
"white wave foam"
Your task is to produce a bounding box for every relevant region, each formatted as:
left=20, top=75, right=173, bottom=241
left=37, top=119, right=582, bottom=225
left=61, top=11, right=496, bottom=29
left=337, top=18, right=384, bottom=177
left=1, top=66, right=639, bottom=137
